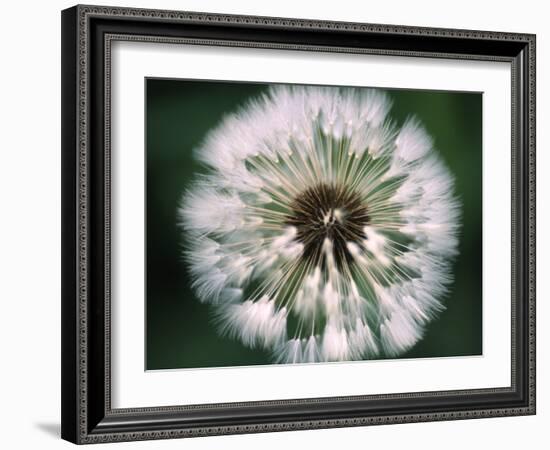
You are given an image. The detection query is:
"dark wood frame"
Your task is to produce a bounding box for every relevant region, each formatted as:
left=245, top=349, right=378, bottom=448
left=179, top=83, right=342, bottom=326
left=61, top=4, right=536, bottom=444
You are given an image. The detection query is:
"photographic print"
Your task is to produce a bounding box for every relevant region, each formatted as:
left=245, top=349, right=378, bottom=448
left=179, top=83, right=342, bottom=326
left=146, top=79, right=482, bottom=370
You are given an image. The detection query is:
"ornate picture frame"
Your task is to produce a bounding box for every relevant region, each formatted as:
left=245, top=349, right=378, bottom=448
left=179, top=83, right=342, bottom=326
left=61, top=4, right=536, bottom=444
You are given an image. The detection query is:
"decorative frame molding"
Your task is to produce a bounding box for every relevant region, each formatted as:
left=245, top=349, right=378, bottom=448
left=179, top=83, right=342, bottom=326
left=61, top=4, right=536, bottom=444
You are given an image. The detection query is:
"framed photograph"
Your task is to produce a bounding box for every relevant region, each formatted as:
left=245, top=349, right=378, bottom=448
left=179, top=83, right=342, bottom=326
left=61, top=4, right=536, bottom=444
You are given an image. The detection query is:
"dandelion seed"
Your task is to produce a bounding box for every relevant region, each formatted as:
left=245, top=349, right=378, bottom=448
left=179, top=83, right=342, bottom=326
left=179, top=85, right=460, bottom=363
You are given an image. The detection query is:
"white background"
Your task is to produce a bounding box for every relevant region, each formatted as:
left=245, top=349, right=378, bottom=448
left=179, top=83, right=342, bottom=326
left=0, top=0, right=545, bottom=449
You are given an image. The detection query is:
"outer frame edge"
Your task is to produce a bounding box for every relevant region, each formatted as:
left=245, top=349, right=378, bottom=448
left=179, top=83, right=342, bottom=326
left=61, top=4, right=81, bottom=445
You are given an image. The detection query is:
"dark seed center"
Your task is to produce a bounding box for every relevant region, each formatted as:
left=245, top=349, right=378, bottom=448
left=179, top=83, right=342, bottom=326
left=285, top=183, right=369, bottom=268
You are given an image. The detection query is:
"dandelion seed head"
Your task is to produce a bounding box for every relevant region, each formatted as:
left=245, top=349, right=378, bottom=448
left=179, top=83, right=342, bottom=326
left=180, top=85, right=460, bottom=363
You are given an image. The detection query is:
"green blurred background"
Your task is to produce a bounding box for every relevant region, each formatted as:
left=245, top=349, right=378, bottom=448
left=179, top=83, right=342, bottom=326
left=146, top=78, right=482, bottom=370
